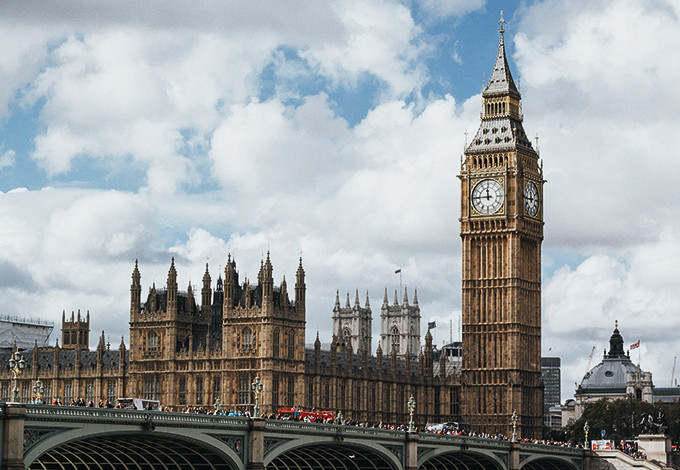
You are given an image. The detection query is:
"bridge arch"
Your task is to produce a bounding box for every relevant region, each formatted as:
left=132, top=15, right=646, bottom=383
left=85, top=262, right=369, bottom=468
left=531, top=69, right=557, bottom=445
left=418, top=449, right=508, bottom=470
left=520, top=455, right=581, bottom=470
left=265, top=439, right=401, bottom=470
left=25, top=430, right=245, bottom=470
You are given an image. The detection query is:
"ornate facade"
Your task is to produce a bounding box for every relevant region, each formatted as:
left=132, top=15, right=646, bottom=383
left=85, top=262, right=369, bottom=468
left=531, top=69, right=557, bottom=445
left=332, top=290, right=373, bottom=354
left=0, top=255, right=459, bottom=427
left=459, top=15, right=544, bottom=438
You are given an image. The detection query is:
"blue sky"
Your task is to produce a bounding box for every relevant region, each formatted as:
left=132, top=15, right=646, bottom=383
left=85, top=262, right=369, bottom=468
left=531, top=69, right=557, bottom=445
left=1, top=0, right=680, bottom=402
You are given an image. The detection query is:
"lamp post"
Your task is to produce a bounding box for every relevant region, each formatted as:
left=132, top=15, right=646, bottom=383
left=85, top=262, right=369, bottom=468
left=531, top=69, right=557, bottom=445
left=32, top=378, right=44, bottom=404
left=407, top=396, right=416, bottom=432
left=584, top=421, right=590, bottom=449
left=511, top=410, right=518, bottom=442
left=251, top=376, right=263, bottom=418
left=8, top=351, right=26, bottom=403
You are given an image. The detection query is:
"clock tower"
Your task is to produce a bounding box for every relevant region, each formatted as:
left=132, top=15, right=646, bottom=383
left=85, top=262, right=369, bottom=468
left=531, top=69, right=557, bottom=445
left=460, top=13, right=544, bottom=438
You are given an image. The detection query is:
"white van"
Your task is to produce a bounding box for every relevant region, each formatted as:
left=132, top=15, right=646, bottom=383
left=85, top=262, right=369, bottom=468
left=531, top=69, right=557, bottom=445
left=117, top=398, right=160, bottom=410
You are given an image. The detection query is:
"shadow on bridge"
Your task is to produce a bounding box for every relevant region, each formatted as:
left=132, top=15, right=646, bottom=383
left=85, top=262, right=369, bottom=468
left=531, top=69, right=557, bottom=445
left=420, top=451, right=504, bottom=470
left=268, top=443, right=396, bottom=470
left=27, top=433, right=238, bottom=470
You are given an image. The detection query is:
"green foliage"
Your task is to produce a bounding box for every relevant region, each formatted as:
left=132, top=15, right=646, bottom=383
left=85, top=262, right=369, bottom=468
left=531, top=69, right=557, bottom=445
left=566, top=398, right=654, bottom=444
left=565, top=397, right=680, bottom=445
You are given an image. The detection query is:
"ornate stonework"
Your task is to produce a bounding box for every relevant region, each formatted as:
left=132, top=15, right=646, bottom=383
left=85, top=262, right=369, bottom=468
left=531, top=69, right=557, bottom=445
left=459, top=14, right=544, bottom=438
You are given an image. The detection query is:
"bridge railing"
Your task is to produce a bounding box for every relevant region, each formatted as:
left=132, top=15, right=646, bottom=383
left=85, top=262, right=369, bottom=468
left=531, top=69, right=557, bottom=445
left=25, top=404, right=251, bottom=429
left=514, top=442, right=584, bottom=457
left=419, top=432, right=512, bottom=450
left=264, top=419, right=405, bottom=439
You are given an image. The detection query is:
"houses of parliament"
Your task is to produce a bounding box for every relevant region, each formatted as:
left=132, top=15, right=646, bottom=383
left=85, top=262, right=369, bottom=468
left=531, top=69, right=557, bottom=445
left=0, top=17, right=544, bottom=438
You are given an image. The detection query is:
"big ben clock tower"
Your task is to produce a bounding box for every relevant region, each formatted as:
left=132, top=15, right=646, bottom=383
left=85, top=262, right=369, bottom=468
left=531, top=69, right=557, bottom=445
left=460, top=13, right=543, bottom=438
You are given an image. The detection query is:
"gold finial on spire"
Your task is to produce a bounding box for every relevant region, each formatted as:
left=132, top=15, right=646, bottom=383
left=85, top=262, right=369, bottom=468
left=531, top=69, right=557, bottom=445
left=615, top=320, right=618, bottom=328
left=499, top=10, right=505, bottom=34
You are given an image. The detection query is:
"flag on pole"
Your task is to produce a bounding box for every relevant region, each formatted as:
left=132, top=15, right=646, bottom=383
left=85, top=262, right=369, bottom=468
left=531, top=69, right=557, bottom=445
left=630, top=340, right=640, bottom=350
left=428, top=321, right=436, bottom=329
left=395, top=268, right=401, bottom=274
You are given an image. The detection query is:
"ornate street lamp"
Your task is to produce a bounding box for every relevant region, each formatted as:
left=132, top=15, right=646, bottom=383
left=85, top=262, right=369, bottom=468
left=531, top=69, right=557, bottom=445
left=251, top=376, right=263, bottom=418
left=33, top=379, right=44, bottom=404
left=584, top=421, right=590, bottom=449
left=511, top=410, right=518, bottom=442
left=8, top=351, right=26, bottom=403
left=407, top=396, right=416, bottom=432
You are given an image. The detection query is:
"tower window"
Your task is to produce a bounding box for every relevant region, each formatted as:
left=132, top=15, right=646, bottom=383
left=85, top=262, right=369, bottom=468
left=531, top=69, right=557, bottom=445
left=148, top=332, right=158, bottom=352
left=196, top=377, right=203, bottom=405
left=272, top=377, right=279, bottom=407
left=238, top=376, right=251, bottom=405
left=287, top=330, right=295, bottom=359
left=213, top=377, right=220, bottom=404
left=343, top=327, right=352, bottom=347
left=242, top=328, right=253, bottom=350
left=391, top=327, right=400, bottom=354
left=179, top=377, right=186, bottom=405
left=273, top=328, right=280, bottom=358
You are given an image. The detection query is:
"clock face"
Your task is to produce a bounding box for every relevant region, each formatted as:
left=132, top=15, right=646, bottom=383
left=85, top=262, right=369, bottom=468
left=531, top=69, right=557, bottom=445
left=524, top=181, right=539, bottom=217
left=471, top=179, right=504, bottom=214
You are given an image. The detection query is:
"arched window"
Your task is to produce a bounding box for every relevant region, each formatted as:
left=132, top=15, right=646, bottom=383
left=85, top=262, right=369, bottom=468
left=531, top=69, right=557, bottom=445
left=148, top=331, right=158, bottom=352
left=343, top=327, right=352, bottom=347
left=287, top=330, right=295, bottom=359
left=391, top=327, right=400, bottom=354
left=242, top=328, right=253, bottom=350
left=273, top=328, right=280, bottom=358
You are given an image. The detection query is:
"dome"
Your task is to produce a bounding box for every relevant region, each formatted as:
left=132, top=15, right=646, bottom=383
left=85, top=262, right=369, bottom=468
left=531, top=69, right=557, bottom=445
left=578, top=324, right=636, bottom=394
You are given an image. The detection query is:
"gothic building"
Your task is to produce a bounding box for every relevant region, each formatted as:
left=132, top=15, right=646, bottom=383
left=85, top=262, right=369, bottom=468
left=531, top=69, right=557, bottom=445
left=0, top=255, right=459, bottom=428
left=0, top=16, right=542, bottom=435
left=459, top=14, right=544, bottom=438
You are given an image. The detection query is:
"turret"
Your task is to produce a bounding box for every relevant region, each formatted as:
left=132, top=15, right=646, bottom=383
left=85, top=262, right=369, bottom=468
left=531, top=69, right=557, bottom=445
left=118, top=336, right=126, bottom=372
left=201, top=263, right=212, bottom=317
left=295, top=257, right=305, bottom=311
left=262, top=252, right=274, bottom=307
left=281, top=276, right=290, bottom=307
left=224, top=254, right=235, bottom=312
left=131, top=259, right=141, bottom=320
left=166, top=257, right=178, bottom=317
left=424, top=328, right=434, bottom=376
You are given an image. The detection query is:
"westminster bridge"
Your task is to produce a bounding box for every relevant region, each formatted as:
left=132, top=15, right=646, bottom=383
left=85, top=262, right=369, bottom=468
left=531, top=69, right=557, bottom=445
left=0, top=404, right=588, bottom=470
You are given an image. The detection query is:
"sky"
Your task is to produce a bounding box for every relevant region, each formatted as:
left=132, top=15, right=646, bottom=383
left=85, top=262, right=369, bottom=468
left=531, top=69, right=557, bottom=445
left=0, top=0, right=679, bottom=404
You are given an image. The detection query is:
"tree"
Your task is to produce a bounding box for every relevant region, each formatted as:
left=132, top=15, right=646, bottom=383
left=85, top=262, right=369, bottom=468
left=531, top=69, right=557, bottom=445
left=565, top=397, right=656, bottom=444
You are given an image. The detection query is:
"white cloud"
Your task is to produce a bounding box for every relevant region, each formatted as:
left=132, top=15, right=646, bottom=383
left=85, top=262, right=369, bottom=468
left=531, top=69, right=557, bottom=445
left=0, top=149, right=15, bottom=169
left=419, top=0, right=486, bottom=19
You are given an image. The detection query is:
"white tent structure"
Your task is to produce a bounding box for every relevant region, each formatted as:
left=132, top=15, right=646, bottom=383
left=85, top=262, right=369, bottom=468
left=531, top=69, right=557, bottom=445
left=0, top=316, right=53, bottom=350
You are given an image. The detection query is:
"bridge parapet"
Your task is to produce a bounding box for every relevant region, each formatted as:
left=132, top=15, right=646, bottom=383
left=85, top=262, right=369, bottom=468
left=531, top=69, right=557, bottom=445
left=26, top=404, right=250, bottom=429
left=2, top=404, right=591, bottom=470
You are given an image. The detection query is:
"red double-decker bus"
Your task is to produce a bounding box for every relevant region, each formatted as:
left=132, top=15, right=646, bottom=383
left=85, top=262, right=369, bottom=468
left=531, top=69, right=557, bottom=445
left=277, top=407, right=333, bottom=421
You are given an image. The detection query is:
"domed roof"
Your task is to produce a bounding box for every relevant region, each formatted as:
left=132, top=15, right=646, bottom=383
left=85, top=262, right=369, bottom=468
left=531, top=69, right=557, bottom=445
left=579, top=323, right=636, bottom=393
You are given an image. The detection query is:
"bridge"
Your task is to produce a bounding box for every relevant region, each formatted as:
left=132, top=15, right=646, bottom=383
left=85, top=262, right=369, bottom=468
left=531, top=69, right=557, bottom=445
left=0, top=403, right=588, bottom=470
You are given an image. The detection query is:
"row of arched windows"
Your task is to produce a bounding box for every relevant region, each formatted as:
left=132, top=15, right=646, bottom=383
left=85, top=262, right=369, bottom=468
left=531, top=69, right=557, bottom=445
left=486, top=100, right=506, bottom=116
left=472, top=155, right=508, bottom=169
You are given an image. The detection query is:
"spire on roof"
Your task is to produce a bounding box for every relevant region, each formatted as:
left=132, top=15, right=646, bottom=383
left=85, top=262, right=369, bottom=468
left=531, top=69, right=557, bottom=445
left=354, top=289, right=360, bottom=308
left=483, top=10, right=519, bottom=98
